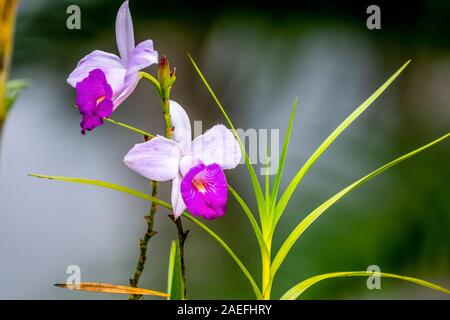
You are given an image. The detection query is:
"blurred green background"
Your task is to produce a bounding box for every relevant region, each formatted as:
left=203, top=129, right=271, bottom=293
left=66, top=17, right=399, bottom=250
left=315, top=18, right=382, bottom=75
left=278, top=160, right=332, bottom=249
left=0, top=0, right=449, bottom=299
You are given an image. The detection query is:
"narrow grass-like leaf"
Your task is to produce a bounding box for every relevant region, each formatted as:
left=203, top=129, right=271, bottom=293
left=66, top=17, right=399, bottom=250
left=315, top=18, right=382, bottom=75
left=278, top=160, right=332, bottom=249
left=229, top=185, right=269, bottom=259
left=73, top=104, right=154, bottom=137
left=5, top=79, right=29, bottom=112
left=274, top=61, right=411, bottom=226
left=280, top=271, right=450, bottom=300
left=270, top=98, right=298, bottom=220
left=167, top=240, right=184, bottom=300
left=104, top=117, right=154, bottom=137
left=73, top=104, right=155, bottom=138
left=55, top=282, right=168, bottom=298
left=29, top=174, right=170, bottom=209
left=182, top=212, right=263, bottom=299
left=229, top=184, right=271, bottom=295
left=30, top=174, right=262, bottom=299
left=271, top=132, right=449, bottom=279
left=188, top=53, right=267, bottom=221
left=263, top=143, right=272, bottom=235
left=265, top=143, right=271, bottom=209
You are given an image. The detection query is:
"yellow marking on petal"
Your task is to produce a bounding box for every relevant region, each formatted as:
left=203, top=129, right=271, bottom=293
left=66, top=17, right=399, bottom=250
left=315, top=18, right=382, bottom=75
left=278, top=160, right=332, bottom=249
left=192, top=177, right=207, bottom=194
left=96, top=95, right=106, bottom=105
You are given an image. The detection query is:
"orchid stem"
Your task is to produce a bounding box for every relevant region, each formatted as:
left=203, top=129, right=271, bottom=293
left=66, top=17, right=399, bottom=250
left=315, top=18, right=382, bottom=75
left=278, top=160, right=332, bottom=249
left=104, top=117, right=154, bottom=138
left=128, top=56, right=188, bottom=299
left=158, top=55, right=188, bottom=296
left=129, top=180, right=158, bottom=300
left=73, top=104, right=154, bottom=137
left=169, top=214, right=189, bottom=292
left=139, top=71, right=161, bottom=98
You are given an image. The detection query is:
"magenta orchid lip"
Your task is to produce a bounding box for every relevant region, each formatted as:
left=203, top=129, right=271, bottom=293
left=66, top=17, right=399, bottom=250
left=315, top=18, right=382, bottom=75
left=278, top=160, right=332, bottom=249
left=75, top=69, right=113, bottom=134
left=181, top=162, right=228, bottom=220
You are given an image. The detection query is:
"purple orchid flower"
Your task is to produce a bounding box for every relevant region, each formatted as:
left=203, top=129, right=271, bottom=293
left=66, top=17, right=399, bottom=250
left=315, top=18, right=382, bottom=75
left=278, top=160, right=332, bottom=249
left=67, top=0, right=158, bottom=133
left=75, top=69, right=113, bottom=134
left=123, top=101, right=242, bottom=219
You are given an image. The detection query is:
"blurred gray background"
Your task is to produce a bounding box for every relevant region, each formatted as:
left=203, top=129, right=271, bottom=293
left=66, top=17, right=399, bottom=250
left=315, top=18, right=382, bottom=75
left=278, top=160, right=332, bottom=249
left=0, top=0, right=449, bottom=299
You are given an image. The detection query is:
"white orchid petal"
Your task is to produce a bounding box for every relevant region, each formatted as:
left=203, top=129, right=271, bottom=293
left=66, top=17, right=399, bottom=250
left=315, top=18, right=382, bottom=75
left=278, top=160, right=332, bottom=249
left=179, top=155, right=201, bottom=176
left=115, top=0, right=135, bottom=64
left=171, top=174, right=186, bottom=219
left=192, top=125, right=242, bottom=169
left=111, top=72, right=139, bottom=110
left=124, top=136, right=181, bottom=181
left=170, top=100, right=192, bottom=155
left=67, top=50, right=127, bottom=94
left=128, top=40, right=158, bottom=74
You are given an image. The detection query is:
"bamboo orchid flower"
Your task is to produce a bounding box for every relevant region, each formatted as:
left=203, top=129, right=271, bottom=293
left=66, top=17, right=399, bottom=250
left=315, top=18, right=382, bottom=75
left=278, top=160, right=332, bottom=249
left=67, top=0, right=158, bottom=133
left=124, top=101, right=241, bottom=219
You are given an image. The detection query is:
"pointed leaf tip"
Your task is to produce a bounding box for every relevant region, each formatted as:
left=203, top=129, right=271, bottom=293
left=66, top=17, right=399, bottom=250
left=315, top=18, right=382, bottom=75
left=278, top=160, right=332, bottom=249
left=54, top=282, right=169, bottom=298
left=281, top=271, right=450, bottom=300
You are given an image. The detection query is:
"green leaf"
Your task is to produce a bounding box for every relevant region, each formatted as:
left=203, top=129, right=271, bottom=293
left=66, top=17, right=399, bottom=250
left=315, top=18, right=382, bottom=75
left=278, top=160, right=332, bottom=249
left=269, top=98, right=298, bottom=221
left=274, top=61, right=411, bottom=226
left=5, top=79, right=29, bottom=112
left=188, top=53, right=267, bottom=222
left=182, top=213, right=263, bottom=299
left=280, top=271, right=450, bottom=300
left=30, top=173, right=262, bottom=299
left=228, top=185, right=269, bottom=260
left=271, top=132, right=449, bottom=279
left=264, top=143, right=271, bottom=209
left=167, top=240, right=184, bottom=300
left=104, top=117, right=154, bottom=137
left=73, top=104, right=154, bottom=137
left=29, top=174, right=171, bottom=209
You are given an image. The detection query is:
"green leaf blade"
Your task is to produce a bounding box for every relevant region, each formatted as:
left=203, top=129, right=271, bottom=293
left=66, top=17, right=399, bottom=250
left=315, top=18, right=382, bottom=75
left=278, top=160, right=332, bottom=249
left=275, top=61, right=411, bottom=225
left=270, top=98, right=298, bottom=220
left=167, top=240, right=184, bottom=300
left=5, top=79, right=29, bottom=112
left=264, top=143, right=271, bottom=209
left=29, top=174, right=171, bottom=209
left=182, top=213, right=263, bottom=299
left=281, top=271, right=450, bottom=300
left=187, top=53, right=267, bottom=221
left=271, top=132, right=449, bottom=279
left=104, top=117, right=154, bottom=137
left=229, top=185, right=270, bottom=260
